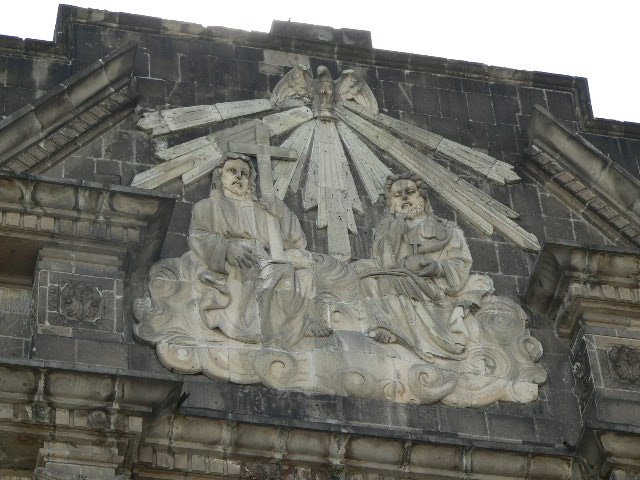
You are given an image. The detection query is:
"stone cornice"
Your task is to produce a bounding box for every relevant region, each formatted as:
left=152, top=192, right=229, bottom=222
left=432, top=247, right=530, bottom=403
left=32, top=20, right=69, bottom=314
left=526, top=106, right=640, bottom=247
left=0, top=35, right=66, bottom=59
left=0, top=43, right=138, bottom=174
left=0, top=173, right=175, bottom=285
left=0, top=357, right=182, bottom=476
left=138, top=413, right=576, bottom=480
left=46, top=5, right=637, bottom=140
left=0, top=356, right=580, bottom=479
left=0, top=357, right=182, bottom=415
left=525, top=242, right=640, bottom=337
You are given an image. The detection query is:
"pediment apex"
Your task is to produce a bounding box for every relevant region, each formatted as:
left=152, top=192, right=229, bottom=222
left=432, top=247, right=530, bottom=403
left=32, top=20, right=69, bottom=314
left=269, top=20, right=372, bottom=49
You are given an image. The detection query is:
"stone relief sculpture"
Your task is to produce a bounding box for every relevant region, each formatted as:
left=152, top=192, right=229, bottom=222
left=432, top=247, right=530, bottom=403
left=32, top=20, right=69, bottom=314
left=134, top=65, right=540, bottom=260
left=356, top=173, right=493, bottom=362
left=608, top=345, right=640, bottom=384
left=134, top=156, right=546, bottom=406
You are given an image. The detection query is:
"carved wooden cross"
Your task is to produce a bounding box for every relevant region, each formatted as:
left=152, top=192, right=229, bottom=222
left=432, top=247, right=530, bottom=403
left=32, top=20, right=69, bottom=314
left=229, top=122, right=297, bottom=261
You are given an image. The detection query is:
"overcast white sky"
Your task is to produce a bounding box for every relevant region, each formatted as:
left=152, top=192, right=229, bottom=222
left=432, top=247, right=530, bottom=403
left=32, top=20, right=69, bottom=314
left=1, top=1, right=638, bottom=123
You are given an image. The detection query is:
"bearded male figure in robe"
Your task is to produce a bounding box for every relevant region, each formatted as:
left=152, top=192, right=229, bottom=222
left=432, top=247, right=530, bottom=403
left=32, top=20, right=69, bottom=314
left=191, top=152, right=334, bottom=346
left=356, top=172, right=493, bottom=362
left=135, top=152, right=330, bottom=348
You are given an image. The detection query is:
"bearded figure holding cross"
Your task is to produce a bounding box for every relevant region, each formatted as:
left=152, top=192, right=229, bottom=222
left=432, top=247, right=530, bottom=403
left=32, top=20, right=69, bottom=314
left=185, top=152, right=329, bottom=347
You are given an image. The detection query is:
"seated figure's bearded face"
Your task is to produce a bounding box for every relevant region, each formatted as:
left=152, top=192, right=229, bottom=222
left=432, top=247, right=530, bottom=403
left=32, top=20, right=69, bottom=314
left=221, top=158, right=251, bottom=200
left=389, top=179, right=426, bottom=220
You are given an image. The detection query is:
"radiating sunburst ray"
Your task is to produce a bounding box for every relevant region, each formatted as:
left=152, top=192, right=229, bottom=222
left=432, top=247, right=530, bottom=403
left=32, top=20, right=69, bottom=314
left=262, top=106, right=313, bottom=136
left=134, top=65, right=541, bottom=256
left=311, top=120, right=362, bottom=258
left=343, top=102, right=520, bottom=185
left=182, top=120, right=261, bottom=185
left=137, top=99, right=274, bottom=136
left=336, top=120, right=391, bottom=201
left=289, top=126, right=313, bottom=193
left=336, top=104, right=540, bottom=251
left=272, top=121, right=315, bottom=200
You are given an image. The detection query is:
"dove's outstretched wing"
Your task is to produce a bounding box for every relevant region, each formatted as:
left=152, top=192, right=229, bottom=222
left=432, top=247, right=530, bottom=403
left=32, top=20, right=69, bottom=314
left=270, top=65, right=314, bottom=108
left=335, top=69, right=378, bottom=115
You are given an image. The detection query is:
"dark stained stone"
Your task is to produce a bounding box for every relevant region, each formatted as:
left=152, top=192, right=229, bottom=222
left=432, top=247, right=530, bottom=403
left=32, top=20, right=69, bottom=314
left=411, top=85, right=440, bottom=116
left=439, top=90, right=468, bottom=120
left=467, top=92, right=495, bottom=124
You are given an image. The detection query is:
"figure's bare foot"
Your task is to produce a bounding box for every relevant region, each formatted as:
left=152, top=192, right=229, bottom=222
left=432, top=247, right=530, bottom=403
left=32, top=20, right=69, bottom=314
left=305, top=320, right=333, bottom=337
left=369, top=327, right=396, bottom=344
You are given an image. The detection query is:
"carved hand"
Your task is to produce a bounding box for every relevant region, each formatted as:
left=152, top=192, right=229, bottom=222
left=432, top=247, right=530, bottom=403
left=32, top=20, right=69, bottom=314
left=259, top=197, right=286, bottom=219
left=226, top=242, right=258, bottom=269
left=283, top=249, right=313, bottom=269
left=404, top=255, right=441, bottom=277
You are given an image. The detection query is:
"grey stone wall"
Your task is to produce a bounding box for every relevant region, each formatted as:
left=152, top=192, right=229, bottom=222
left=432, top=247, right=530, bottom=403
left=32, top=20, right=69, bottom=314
left=0, top=286, right=31, bottom=358
left=1, top=5, right=639, bottom=458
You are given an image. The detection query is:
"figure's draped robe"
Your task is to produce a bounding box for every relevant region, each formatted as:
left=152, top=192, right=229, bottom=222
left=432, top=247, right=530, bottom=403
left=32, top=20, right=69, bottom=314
left=184, top=191, right=314, bottom=347
left=357, top=215, right=492, bottom=361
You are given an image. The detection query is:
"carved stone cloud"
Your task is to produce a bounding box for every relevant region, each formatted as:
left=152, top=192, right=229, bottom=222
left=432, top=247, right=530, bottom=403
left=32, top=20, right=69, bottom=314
left=133, top=159, right=546, bottom=407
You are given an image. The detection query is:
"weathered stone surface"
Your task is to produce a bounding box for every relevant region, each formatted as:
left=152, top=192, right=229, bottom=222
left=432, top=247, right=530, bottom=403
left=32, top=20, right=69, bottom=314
left=1, top=4, right=640, bottom=479
left=0, top=173, right=175, bottom=287
left=134, top=159, right=545, bottom=407
left=527, top=106, right=640, bottom=248
left=0, top=44, right=138, bottom=175
left=135, top=65, right=540, bottom=259
left=526, top=242, right=640, bottom=338
left=609, top=344, right=640, bottom=383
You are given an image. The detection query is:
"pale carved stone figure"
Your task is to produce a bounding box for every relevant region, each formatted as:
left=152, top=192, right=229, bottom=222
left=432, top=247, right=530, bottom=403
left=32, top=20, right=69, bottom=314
left=134, top=161, right=546, bottom=407
left=356, top=173, right=492, bottom=362
left=135, top=153, right=329, bottom=350
left=188, top=153, right=315, bottom=346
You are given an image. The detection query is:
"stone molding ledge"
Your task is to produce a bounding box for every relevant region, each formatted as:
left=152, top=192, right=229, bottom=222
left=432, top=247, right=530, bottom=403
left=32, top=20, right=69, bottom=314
left=525, top=242, right=640, bottom=338
left=139, top=414, right=576, bottom=480
left=577, top=431, right=640, bottom=480
left=526, top=106, right=640, bottom=246
left=0, top=173, right=175, bottom=285
left=0, top=357, right=580, bottom=479
left=0, top=358, right=182, bottom=477
left=527, top=242, right=640, bottom=478
left=0, top=358, right=182, bottom=416
left=0, top=43, right=138, bottom=174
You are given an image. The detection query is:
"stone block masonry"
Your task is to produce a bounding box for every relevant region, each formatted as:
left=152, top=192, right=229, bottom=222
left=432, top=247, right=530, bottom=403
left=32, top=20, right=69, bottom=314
left=0, top=5, right=638, bottom=479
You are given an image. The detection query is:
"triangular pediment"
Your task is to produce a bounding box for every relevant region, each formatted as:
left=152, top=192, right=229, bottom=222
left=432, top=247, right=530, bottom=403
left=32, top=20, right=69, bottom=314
left=0, top=44, right=138, bottom=175
left=525, top=105, right=640, bottom=247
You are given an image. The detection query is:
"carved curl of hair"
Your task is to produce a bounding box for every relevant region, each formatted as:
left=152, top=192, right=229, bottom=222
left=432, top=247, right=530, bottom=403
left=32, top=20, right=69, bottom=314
left=384, top=172, right=432, bottom=214
left=210, top=152, right=257, bottom=197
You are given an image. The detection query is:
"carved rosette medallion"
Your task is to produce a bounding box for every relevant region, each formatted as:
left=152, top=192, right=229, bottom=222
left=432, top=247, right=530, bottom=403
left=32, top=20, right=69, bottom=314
left=608, top=344, right=640, bottom=384
left=59, top=281, right=102, bottom=322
